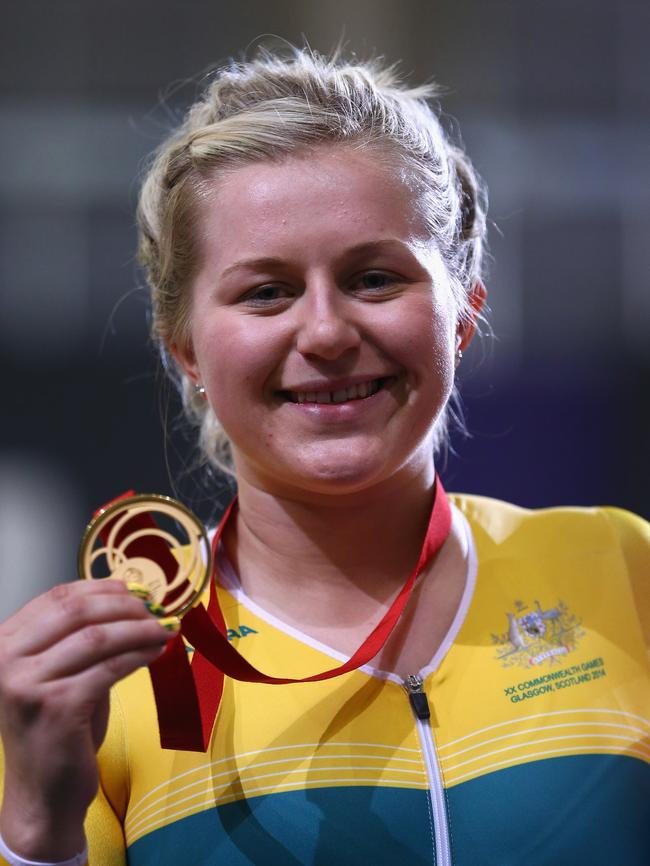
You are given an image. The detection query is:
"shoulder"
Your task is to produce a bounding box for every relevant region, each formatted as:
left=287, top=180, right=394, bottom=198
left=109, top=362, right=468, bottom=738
left=450, top=492, right=650, bottom=651
left=598, top=506, right=650, bottom=652
left=598, top=505, right=650, bottom=553
left=448, top=492, right=644, bottom=551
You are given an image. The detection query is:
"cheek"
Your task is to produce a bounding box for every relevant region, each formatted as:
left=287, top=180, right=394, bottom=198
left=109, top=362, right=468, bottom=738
left=380, top=294, right=455, bottom=377
left=192, top=315, right=282, bottom=414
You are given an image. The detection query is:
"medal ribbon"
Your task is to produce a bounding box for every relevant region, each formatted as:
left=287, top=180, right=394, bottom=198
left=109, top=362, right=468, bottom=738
left=149, top=477, right=452, bottom=751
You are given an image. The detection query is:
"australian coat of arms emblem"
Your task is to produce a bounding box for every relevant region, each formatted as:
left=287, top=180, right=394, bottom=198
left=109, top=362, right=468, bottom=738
left=492, top=599, right=584, bottom=669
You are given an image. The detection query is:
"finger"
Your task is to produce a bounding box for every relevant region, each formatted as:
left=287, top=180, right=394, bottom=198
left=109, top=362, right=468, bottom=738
left=6, top=583, right=160, bottom=656
left=2, top=580, right=127, bottom=637
left=47, top=642, right=169, bottom=709
left=31, top=617, right=173, bottom=682
left=0, top=644, right=167, bottom=745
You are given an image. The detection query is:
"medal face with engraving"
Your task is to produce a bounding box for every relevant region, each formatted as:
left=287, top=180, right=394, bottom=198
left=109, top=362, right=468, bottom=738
left=78, top=494, right=212, bottom=618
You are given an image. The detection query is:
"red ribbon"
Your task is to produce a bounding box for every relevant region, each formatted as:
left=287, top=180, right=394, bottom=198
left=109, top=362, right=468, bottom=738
left=148, top=478, right=452, bottom=752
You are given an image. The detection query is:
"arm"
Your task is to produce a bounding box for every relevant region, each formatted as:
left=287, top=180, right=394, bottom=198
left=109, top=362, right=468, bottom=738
left=0, top=767, right=125, bottom=866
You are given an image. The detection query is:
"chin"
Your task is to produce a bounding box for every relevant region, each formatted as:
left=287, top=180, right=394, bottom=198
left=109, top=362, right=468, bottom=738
left=235, top=428, right=437, bottom=499
left=295, top=465, right=383, bottom=496
left=253, top=442, right=419, bottom=500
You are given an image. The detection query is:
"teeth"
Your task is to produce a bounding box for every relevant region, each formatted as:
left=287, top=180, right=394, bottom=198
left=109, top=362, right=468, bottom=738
left=289, top=378, right=386, bottom=404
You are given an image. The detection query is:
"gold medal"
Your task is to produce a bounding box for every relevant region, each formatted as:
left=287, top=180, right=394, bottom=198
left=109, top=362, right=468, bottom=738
left=78, top=494, right=212, bottom=620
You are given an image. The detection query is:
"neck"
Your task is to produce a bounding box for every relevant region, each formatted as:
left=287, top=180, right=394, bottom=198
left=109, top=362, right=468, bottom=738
left=222, top=464, right=438, bottom=629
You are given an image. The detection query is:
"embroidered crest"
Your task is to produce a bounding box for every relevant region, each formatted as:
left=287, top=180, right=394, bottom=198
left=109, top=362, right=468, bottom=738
left=492, top=599, right=584, bottom=669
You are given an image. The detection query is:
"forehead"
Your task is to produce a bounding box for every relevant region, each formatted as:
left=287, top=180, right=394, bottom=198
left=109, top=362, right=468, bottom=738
left=193, top=145, right=430, bottom=268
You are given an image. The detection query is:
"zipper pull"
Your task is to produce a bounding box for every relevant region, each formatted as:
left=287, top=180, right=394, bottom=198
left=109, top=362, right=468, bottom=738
left=404, top=674, right=431, bottom=721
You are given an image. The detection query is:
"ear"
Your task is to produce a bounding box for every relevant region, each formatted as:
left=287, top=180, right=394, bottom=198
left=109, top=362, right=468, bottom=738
left=169, top=338, right=201, bottom=386
left=456, top=280, right=487, bottom=351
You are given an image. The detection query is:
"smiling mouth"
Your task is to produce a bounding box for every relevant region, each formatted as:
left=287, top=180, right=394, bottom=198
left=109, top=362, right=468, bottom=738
left=281, top=377, right=393, bottom=405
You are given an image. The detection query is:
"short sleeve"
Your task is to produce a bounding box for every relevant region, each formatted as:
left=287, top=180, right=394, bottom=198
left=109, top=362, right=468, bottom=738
left=84, top=784, right=125, bottom=866
left=84, top=689, right=130, bottom=865
left=602, top=507, right=650, bottom=658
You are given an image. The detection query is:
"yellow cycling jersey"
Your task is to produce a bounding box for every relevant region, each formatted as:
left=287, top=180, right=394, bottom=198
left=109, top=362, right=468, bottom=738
left=2, top=494, right=649, bottom=865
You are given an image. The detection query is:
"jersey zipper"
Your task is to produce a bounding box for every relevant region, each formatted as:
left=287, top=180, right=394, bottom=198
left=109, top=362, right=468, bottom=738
left=404, top=674, right=452, bottom=866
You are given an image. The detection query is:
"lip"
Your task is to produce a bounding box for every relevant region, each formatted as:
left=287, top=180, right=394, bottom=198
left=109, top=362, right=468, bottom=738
left=277, top=375, right=399, bottom=422
left=277, top=373, right=398, bottom=396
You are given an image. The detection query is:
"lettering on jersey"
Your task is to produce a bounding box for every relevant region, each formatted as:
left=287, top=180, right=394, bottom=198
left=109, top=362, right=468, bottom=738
left=503, top=657, right=607, bottom=703
left=491, top=598, right=584, bottom=669
left=227, top=625, right=258, bottom=641
left=184, top=624, right=258, bottom=654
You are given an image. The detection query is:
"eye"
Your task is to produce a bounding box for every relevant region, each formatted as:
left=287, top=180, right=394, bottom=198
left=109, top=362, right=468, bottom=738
left=242, top=284, right=292, bottom=307
left=353, top=271, right=400, bottom=294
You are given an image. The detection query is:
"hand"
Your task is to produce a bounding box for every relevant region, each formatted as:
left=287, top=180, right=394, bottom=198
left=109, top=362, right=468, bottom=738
left=0, top=579, right=171, bottom=859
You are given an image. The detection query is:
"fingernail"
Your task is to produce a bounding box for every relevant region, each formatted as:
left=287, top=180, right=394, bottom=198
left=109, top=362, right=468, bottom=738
left=159, top=616, right=181, bottom=633
left=146, top=600, right=166, bottom=617
left=127, top=582, right=153, bottom=602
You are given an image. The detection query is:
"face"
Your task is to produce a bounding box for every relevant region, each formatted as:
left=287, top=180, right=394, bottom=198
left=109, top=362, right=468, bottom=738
left=175, top=146, right=475, bottom=500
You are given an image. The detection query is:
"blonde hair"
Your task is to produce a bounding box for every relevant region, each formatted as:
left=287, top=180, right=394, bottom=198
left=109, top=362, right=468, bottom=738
left=137, top=48, right=488, bottom=473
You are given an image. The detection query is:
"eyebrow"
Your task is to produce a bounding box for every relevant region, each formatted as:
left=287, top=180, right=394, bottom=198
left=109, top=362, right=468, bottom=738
left=219, top=240, right=412, bottom=280
left=220, top=256, right=287, bottom=280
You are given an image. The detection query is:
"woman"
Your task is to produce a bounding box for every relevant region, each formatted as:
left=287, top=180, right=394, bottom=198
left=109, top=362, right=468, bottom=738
left=1, top=49, right=648, bottom=866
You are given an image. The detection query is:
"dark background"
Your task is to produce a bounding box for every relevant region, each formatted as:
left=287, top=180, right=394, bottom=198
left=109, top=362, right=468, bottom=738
left=1, top=0, right=648, bottom=617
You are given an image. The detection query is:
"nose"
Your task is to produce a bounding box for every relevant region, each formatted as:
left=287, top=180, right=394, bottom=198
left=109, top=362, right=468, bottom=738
left=295, top=281, right=361, bottom=361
